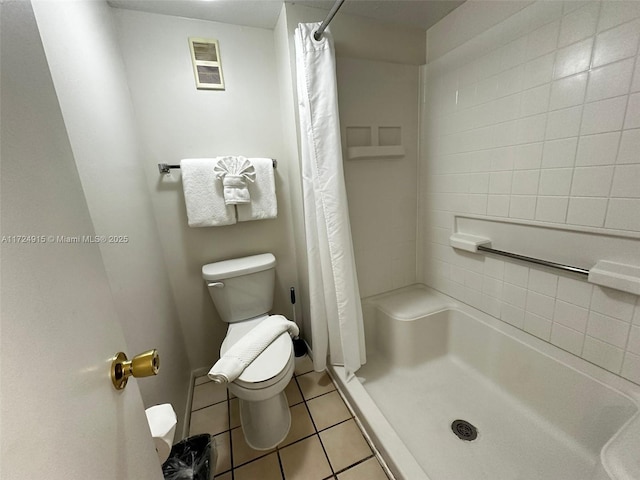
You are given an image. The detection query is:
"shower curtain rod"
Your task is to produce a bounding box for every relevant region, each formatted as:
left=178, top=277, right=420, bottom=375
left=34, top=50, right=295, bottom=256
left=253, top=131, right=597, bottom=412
left=314, top=0, right=346, bottom=40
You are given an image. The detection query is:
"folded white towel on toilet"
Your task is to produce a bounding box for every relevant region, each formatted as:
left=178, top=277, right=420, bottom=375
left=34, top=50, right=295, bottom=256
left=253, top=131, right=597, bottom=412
left=208, top=315, right=299, bottom=384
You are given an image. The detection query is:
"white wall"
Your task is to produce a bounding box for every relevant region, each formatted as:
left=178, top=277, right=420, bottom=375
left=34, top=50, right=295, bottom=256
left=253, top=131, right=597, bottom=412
left=31, top=0, right=192, bottom=427
left=337, top=57, right=419, bottom=297
left=113, top=8, right=299, bottom=370
left=421, top=0, right=640, bottom=383
left=273, top=5, right=311, bottom=348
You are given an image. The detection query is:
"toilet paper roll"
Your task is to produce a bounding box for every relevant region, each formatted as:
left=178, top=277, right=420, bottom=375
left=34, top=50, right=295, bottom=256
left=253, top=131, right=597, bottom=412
left=153, top=436, right=172, bottom=465
left=145, top=404, right=177, bottom=464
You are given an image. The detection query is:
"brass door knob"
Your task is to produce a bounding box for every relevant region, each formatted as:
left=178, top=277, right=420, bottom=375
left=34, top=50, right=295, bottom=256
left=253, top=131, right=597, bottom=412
left=111, top=349, right=160, bottom=390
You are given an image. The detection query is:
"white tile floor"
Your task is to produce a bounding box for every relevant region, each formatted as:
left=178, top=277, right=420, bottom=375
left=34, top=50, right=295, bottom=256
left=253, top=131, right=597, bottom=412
left=187, top=355, right=392, bottom=480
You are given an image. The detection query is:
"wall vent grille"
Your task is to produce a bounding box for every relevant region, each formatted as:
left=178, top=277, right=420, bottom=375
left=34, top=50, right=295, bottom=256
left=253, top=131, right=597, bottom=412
left=188, top=37, right=225, bottom=90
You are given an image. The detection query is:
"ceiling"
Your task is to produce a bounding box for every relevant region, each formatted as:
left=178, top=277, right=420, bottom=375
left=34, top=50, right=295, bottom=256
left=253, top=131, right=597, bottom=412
left=107, top=0, right=464, bottom=31
left=294, top=0, right=463, bottom=30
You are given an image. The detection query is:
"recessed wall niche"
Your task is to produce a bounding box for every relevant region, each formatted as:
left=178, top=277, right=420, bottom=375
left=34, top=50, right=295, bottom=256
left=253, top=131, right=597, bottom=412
left=345, top=125, right=405, bottom=159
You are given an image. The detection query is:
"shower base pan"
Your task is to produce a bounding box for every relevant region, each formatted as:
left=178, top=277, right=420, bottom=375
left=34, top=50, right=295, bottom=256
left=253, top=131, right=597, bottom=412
left=330, top=284, right=640, bottom=480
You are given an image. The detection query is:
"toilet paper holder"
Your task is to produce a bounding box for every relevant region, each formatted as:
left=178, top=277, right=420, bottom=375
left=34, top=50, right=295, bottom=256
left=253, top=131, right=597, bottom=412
left=111, top=349, right=160, bottom=390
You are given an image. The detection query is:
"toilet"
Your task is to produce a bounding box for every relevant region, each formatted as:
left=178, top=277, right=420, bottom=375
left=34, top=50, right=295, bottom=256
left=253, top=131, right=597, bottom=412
left=202, top=253, right=294, bottom=450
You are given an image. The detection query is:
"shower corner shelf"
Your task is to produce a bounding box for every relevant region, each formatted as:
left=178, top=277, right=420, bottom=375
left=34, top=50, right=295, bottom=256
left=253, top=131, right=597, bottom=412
left=449, top=233, right=491, bottom=253
left=347, top=145, right=405, bottom=160
left=588, top=261, right=640, bottom=296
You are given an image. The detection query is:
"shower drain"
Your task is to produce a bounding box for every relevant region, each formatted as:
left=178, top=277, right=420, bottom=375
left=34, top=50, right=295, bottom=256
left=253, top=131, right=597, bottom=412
left=451, top=419, right=478, bottom=441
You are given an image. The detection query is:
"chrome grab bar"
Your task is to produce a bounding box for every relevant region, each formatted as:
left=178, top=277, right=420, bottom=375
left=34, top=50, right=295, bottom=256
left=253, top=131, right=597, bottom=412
left=477, top=245, right=589, bottom=276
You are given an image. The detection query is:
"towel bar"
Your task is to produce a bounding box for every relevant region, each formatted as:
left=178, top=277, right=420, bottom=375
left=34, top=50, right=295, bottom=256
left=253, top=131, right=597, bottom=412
left=159, top=159, right=277, bottom=175
left=449, top=233, right=589, bottom=276
left=477, top=245, right=589, bottom=276
left=449, top=233, right=640, bottom=294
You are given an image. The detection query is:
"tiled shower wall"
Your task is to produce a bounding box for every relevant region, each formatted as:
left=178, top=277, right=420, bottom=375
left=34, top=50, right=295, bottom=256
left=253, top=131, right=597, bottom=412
left=420, top=0, right=640, bottom=384
left=338, top=57, right=419, bottom=298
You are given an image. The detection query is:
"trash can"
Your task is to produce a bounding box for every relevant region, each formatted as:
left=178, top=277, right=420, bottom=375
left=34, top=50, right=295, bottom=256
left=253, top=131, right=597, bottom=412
left=162, top=434, right=217, bottom=480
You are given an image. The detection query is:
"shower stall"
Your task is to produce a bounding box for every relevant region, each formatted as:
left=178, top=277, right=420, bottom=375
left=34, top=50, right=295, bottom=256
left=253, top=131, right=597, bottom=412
left=319, top=1, right=640, bottom=479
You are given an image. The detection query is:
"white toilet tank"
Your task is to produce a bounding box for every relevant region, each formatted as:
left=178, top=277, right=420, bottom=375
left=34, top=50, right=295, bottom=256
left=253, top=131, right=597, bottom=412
left=203, top=253, right=276, bottom=323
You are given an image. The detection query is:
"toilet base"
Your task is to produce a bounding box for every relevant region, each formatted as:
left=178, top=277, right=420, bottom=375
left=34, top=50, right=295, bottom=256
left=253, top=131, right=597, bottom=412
left=239, top=392, right=291, bottom=450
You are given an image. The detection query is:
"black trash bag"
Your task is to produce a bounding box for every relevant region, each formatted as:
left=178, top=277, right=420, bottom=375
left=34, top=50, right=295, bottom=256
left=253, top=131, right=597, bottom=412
left=162, top=434, right=216, bottom=480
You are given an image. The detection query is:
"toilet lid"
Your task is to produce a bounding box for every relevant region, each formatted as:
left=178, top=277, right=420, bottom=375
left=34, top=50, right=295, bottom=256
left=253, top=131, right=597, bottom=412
left=221, top=315, right=294, bottom=388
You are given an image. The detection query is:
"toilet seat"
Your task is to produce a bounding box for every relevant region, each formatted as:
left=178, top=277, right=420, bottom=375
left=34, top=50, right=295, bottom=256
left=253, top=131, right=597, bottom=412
left=221, top=315, right=294, bottom=390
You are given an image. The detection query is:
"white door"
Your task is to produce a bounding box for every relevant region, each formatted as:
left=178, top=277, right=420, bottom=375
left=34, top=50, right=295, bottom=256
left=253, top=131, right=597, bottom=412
left=0, top=2, right=163, bottom=478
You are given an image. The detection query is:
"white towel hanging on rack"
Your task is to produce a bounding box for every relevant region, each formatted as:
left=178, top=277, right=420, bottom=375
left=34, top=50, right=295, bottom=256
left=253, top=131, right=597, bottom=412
left=181, top=158, right=236, bottom=227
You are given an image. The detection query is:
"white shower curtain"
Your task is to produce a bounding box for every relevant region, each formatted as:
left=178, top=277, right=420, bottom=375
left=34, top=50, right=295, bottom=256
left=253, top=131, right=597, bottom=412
left=294, top=23, right=366, bottom=378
